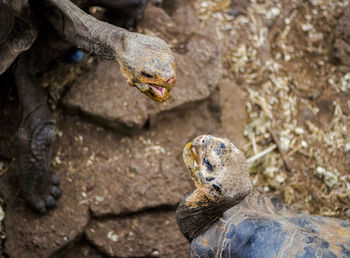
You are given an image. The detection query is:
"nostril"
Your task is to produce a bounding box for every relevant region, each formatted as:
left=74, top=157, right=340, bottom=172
left=142, top=72, right=153, bottom=78
left=166, top=76, right=175, bottom=84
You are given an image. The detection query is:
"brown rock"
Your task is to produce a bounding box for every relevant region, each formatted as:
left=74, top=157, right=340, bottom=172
left=220, top=79, right=249, bottom=149
left=84, top=94, right=222, bottom=216
left=85, top=211, right=189, bottom=257
left=333, top=5, right=350, bottom=67
left=139, top=5, right=182, bottom=46
left=63, top=60, right=149, bottom=129
left=54, top=241, right=103, bottom=258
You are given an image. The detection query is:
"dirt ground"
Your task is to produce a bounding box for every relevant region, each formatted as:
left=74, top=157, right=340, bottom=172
left=210, top=0, right=350, bottom=218
left=1, top=0, right=350, bottom=257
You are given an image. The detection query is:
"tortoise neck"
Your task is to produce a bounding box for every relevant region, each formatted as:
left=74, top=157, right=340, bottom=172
left=40, top=0, right=127, bottom=60
left=176, top=189, right=250, bottom=241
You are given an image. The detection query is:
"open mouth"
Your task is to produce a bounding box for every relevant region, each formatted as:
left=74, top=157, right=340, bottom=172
left=150, top=85, right=166, bottom=97
left=183, top=142, right=204, bottom=185
left=135, top=83, right=170, bottom=102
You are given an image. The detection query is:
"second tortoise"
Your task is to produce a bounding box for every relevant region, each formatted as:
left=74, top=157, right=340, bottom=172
left=177, top=135, right=350, bottom=258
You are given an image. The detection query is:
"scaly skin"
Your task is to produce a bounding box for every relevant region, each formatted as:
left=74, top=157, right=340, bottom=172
left=177, top=135, right=350, bottom=257
left=41, top=0, right=176, bottom=102
left=15, top=55, right=61, bottom=213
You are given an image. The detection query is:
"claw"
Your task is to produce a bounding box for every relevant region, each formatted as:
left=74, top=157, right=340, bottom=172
left=33, top=199, right=47, bottom=214
left=44, top=195, right=57, bottom=208
left=50, top=174, right=60, bottom=185
left=50, top=186, right=61, bottom=198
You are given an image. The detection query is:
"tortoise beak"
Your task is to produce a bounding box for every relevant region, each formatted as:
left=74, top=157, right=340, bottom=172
left=183, top=142, right=204, bottom=185
left=135, top=83, right=171, bottom=102
left=145, top=85, right=171, bottom=102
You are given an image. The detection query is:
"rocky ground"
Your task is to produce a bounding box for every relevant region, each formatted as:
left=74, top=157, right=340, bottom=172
left=0, top=0, right=350, bottom=257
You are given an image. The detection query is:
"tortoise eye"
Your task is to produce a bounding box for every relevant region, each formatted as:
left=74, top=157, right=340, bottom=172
left=206, top=176, right=215, bottom=182
left=142, top=72, right=153, bottom=78
left=203, top=157, right=213, bottom=171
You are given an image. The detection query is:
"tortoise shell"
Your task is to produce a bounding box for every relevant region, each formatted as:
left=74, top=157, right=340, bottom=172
left=190, top=193, right=350, bottom=258
left=0, top=3, right=14, bottom=44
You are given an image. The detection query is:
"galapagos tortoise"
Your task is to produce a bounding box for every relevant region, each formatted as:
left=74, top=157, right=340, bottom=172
left=0, top=0, right=175, bottom=213
left=177, top=135, right=350, bottom=258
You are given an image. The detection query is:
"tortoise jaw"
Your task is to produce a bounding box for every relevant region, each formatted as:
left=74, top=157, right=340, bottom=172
left=145, top=85, right=171, bottom=102
left=183, top=142, right=205, bottom=186
left=134, top=83, right=172, bottom=102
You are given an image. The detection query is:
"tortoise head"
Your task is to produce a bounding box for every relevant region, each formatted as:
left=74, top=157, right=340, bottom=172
left=183, top=135, right=252, bottom=201
left=177, top=135, right=252, bottom=240
left=116, top=32, right=175, bottom=102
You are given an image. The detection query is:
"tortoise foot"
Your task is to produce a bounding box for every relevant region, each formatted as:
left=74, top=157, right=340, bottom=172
left=17, top=109, right=61, bottom=213
left=23, top=174, right=61, bottom=214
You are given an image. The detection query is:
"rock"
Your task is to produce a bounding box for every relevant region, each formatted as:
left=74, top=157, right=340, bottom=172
left=230, top=0, right=249, bottom=16
left=63, top=60, right=150, bottom=129
left=315, top=99, right=334, bottom=129
left=65, top=93, right=221, bottom=217
left=139, top=5, right=182, bottom=47
left=85, top=210, right=189, bottom=257
left=333, top=5, right=350, bottom=67
left=54, top=241, right=103, bottom=258
left=63, top=5, right=222, bottom=130
left=220, top=79, right=249, bottom=149
left=171, top=3, right=201, bottom=36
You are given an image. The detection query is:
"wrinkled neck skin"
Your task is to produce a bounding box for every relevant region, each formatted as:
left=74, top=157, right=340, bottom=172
left=39, top=0, right=126, bottom=60
left=37, top=0, right=175, bottom=102
left=176, top=188, right=251, bottom=241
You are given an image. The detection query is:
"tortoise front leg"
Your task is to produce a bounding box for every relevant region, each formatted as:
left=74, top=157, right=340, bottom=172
left=14, top=56, right=61, bottom=213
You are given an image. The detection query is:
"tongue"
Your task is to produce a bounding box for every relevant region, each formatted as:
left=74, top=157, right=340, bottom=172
left=150, top=85, right=166, bottom=97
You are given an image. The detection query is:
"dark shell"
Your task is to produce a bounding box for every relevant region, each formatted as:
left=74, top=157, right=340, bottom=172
left=0, top=3, right=14, bottom=44
left=191, top=206, right=350, bottom=258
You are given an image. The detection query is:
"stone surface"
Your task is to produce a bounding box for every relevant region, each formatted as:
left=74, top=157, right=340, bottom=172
left=63, top=4, right=222, bottom=130
left=333, top=5, right=350, bottom=67
left=63, top=93, right=221, bottom=217
left=54, top=241, right=103, bottom=258
left=220, top=79, right=249, bottom=149
left=85, top=210, right=189, bottom=257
